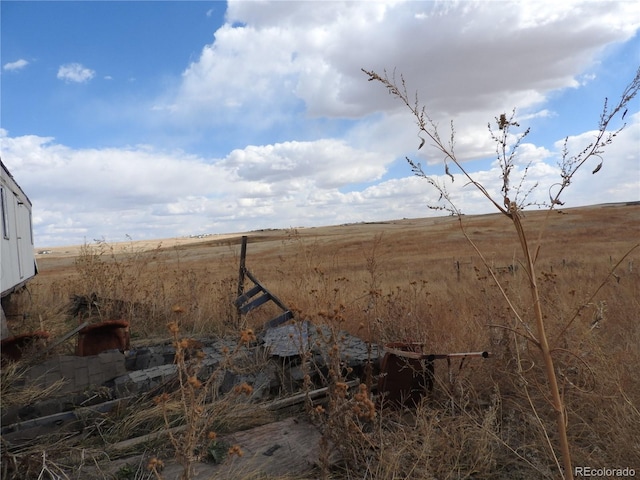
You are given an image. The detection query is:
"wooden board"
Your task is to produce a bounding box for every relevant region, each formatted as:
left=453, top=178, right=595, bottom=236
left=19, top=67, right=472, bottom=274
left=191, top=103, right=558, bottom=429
left=156, top=416, right=335, bottom=479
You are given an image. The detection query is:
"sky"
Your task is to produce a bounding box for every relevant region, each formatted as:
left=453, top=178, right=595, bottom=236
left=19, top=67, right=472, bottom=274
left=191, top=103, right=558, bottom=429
left=1, top=0, right=639, bottom=248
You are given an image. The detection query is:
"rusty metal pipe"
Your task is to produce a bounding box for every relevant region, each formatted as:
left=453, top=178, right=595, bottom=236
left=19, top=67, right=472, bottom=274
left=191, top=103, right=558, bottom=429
left=426, top=351, right=490, bottom=361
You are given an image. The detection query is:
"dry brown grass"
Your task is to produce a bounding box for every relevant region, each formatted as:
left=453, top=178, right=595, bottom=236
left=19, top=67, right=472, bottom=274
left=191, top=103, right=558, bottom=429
left=5, top=203, right=639, bottom=478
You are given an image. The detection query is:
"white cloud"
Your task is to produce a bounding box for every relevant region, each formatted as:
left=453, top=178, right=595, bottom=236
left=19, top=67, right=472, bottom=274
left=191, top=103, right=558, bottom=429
left=148, top=0, right=640, bottom=167
left=1, top=111, right=637, bottom=246
left=57, top=63, right=95, bottom=83
left=171, top=0, right=639, bottom=124
left=0, top=129, right=393, bottom=245
left=3, top=59, right=29, bottom=72
left=2, top=1, right=639, bottom=246
left=221, top=140, right=390, bottom=189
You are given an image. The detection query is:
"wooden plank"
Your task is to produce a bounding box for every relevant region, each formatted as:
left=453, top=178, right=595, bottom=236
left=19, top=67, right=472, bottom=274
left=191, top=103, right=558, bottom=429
left=237, top=236, right=248, bottom=299
left=264, top=310, right=294, bottom=330
left=233, top=284, right=263, bottom=307
left=262, top=320, right=308, bottom=356
left=211, top=416, right=332, bottom=478
left=107, top=382, right=359, bottom=454
left=1, top=396, right=132, bottom=436
left=239, top=292, right=272, bottom=314
left=33, top=321, right=89, bottom=360
left=109, top=425, right=185, bottom=453
left=266, top=379, right=359, bottom=410
left=141, top=417, right=336, bottom=479
left=244, top=270, right=290, bottom=313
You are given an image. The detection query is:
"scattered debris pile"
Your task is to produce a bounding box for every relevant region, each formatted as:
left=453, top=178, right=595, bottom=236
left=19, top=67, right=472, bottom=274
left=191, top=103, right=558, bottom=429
left=1, top=235, right=491, bottom=478
left=1, top=319, right=379, bottom=445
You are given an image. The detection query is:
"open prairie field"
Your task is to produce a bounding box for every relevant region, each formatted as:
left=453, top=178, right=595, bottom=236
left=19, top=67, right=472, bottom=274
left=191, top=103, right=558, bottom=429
left=27, top=203, right=640, bottom=344
left=4, top=202, right=639, bottom=479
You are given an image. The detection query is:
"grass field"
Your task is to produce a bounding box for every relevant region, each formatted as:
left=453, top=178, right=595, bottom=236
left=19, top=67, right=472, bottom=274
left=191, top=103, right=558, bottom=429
left=3, top=202, right=639, bottom=479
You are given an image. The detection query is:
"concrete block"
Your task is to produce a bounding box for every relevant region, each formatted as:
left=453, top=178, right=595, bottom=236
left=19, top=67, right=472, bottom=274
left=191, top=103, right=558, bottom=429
left=87, top=358, right=105, bottom=377
left=58, top=356, right=77, bottom=369
left=74, top=366, right=89, bottom=390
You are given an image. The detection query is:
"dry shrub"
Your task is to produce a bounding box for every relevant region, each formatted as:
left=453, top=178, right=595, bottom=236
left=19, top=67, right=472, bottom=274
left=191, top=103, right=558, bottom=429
left=14, top=203, right=640, bottom=478
left=1, top=360, right=66, bottom=410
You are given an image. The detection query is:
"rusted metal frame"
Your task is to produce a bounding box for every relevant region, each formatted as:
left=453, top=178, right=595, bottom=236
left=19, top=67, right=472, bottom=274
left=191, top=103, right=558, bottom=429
left=383, top=348, right=490, bottom=361
left=379, top=349, right=490, bottom=400
left=426, top=351, right=490, bottom=360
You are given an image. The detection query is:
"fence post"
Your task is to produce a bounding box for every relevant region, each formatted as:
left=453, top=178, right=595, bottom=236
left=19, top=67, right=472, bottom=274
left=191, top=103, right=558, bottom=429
left=236, top=236, right=248, bottom=324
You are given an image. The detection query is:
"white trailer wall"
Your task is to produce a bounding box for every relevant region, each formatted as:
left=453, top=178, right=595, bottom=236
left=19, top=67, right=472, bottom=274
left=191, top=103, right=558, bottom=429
left=1, top=161, right=37, bottom=298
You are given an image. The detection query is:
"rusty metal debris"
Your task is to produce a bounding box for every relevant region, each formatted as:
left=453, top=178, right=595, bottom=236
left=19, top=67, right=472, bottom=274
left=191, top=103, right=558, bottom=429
left=76, top=319, right=130, bottom=356
left=0, top=331, right=50, bottom=364
left=2, top=233, right=493, bottom=469
left=378, top=343, right=490, bottom=406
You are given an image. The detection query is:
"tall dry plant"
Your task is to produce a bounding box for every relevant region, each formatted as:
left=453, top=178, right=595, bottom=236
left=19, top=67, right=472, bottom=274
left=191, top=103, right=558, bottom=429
left=363, top=66, right=640, bottom=479
left=154, top=315, right=258, bottom=480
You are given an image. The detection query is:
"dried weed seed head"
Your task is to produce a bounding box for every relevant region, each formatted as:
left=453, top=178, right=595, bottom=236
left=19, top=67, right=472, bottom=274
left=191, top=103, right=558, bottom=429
left=147, top=457, right=164, bottom=471
left=154, top=392, right=170, bottom=405
left=353, top=384, right=376, bottom=421
left=167, top=321, right=180, bottom=335
left=228, top=445, right=244, bottom=457
left=335, top=381, right=349, bottom=398
left=240, top=328, right=256, bottom=344
left=187, top=376, right=202, bottom=389
left=233, top=382, right=254, bottom=396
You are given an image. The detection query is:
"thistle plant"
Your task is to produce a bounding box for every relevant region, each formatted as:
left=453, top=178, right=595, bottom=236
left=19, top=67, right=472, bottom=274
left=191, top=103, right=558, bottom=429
left=363, top=66, right=640, bottom=479
left=155, top=312, right=254, bottom=480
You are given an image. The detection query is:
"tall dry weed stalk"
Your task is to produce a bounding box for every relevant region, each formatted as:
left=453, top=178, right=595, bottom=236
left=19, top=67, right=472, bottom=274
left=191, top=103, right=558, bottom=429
left=363, top=66, right=640, bottom=479
left=154, top=313, right=256, bottom=480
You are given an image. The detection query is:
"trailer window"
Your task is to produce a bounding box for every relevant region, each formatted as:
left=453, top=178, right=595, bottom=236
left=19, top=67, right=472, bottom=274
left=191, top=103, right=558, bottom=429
left=1, top=186, right=9, bottom=239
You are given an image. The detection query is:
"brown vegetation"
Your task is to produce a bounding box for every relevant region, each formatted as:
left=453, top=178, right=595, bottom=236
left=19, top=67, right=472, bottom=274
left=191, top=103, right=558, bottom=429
left=2, top=202, right=638, bottom=478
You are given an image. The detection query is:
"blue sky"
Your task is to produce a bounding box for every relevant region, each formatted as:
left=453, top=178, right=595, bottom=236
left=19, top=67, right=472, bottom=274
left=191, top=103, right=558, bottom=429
left=1, top=1, right=639, bottom=247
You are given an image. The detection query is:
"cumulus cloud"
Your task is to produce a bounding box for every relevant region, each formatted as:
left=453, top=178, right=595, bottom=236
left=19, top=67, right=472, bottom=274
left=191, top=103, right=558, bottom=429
left=156, top=0, right=639, bottom=163
left=2, top=1, right=639, bottom=246
left=0, top=129, right=394, bottom=245
left=173, top=0, right=639, bottom=123
left=57, top=63, right=95, bottom=83
left=1, top=111, right=637, bottom=246
left=221, top=140, right=390, bottom=189
left=3, top=59, right=29, bottom=72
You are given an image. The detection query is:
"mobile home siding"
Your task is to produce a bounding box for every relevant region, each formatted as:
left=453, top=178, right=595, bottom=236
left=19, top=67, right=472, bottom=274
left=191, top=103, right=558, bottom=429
left=1, top=160, right=37, bottom=297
